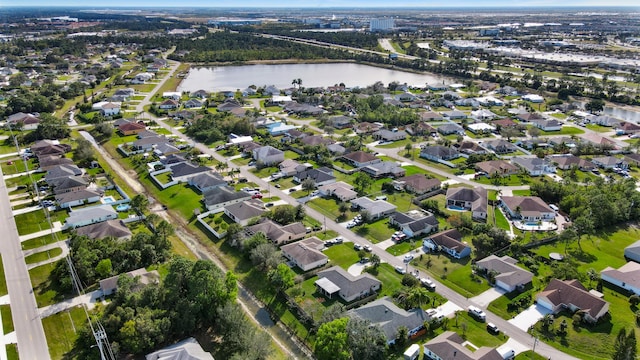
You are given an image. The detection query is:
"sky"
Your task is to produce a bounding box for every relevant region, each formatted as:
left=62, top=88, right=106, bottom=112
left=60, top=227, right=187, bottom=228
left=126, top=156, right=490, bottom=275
left=2, top=0, right=638, bottom=7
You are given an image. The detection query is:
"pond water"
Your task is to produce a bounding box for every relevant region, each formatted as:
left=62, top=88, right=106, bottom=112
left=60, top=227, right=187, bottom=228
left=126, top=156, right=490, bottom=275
left=575, top=100, right=640, bottom=123
left=177, top=63, right=453, bottom=92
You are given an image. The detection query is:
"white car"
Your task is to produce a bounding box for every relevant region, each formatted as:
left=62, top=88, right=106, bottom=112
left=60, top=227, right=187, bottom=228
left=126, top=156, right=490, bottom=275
left=403, top=254, right=414, bottom=262
left=420, top=278, right=436, bottom=290
left=363, top=244, right=372, bottom=252
left=394, top=265, right=407, bottom=274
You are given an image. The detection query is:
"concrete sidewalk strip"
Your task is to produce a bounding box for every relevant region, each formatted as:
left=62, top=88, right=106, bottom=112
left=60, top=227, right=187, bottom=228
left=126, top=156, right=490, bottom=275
left=19, top=221, right=64, bottom=242
left=26, top=244, right=70, bottom=270
left=0, top=295, right=9, bottom=306
left=39, top=290, right=103, bottom=318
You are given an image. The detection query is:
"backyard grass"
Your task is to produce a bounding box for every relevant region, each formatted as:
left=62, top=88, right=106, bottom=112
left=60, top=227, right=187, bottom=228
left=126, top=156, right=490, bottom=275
left=231, top=156, right=251, bottom=166
left=494, top=208, right=511, bottom=231
left=306, top=197, right=355, bottom=220
left=24, top=247, right=63, bottom=265
left=323, top=243, right=360, bottom=270
left=537, top=127, right=584, bottom=136
left=284, top=150, right=300, bottom=160
left=413, top=253, right=490, bottom=297
left=42, top=305, right=87, bottom=360
left=0, top=259, right=6, bottom=296
left=376, top=139, right=413, bottom=149
left=450, top=311, right=508, bottom=348
left=14, top=209, right=68, bottom=236
left=141, top=175, right=205, bottom=220
left=154, top=171, right=173, bottom=185
left=0, top=305, right=13, bottom=334
left=373, top=263, right=405, bottom=297
left=585, top=124, right=612, bottom=133
left=251, top=166, right=278, bottom=178
left=353, top=218, right=395, bottom=244
left=401, top=165, right=447, bottom=181
left=1, top=158, right=37, bottom=175
left=4, top=172, right=45, bottom=188
left=29, top=261, right=69, bottom=307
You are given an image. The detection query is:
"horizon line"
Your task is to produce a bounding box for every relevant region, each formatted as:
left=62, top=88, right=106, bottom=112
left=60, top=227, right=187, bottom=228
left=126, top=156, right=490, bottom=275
left=1, top=4, right=640, bottom=8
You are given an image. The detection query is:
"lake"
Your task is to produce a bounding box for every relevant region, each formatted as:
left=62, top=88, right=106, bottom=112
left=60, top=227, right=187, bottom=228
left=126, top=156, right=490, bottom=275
left=177, top=63, right=453, bottom=92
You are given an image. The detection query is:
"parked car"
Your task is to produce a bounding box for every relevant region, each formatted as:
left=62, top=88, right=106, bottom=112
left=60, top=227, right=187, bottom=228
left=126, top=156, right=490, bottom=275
left=353, top=243, right=363, bottom=251
left=305, top=227, right=312, bottom=233
left=289, top=188, right=296, bottom=193
left=403, top=254, right=414, bottom=262
left=311, top=190, right=320, bottom=196
left=487, top=322, right=499, bottom=335
left=360, top=257, right=370, bottom=264
left=251, top=193, right=263, bottom=199
left=274, top=184, right=281, bottom=188
left=265, top=202, right=275, bottom=207
left=238, top=178, right=248, bottom=183
left=394, top=265, right=406, bottom=274
left=334, top=237, right=343, bottom=244
left=363, top=245, right=372, bottom=252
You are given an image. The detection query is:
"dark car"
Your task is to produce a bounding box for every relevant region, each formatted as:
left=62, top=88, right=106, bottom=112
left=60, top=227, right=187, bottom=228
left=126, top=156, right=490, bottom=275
left=238, top=178, right=248, bottom=183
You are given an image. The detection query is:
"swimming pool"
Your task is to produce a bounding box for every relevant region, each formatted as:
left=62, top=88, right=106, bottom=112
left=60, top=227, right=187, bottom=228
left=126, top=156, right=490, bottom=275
left=526, top=222, right=540, bottom=226
left=116, top=204, right=130, bottom=212
left=447, top=205, right=466, bottom=211
left=101, top=196, right=116, bottom=204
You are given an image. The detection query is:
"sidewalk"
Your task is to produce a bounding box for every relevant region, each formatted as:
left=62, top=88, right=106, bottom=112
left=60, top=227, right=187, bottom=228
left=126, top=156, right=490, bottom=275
left=19, top=221, right=64, bottom=242
left=25, top=240, right=70, bottom=270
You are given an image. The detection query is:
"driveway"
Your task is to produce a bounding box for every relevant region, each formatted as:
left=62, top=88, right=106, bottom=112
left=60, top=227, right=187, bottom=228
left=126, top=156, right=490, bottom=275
left=347, top=262, right=367, bottom=276
left=436, top=300, right=463, bottom=318
left=508, top=304, right=552, bottom=331
left=377, top=239, right=395, bottom=250
left=470, top=287, right=506, bottom=308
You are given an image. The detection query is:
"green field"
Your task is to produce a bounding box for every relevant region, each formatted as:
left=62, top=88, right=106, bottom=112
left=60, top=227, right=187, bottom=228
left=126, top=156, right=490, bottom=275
left=29, top=261, right=69, bottom=308
left=42, top=305, right=87, bottom=360
left=14, top=210, right=68, bottom=236
left=0, top=259, right=7, bottom=297
left=25, top=248, right=63, bottom=265
left=1, top=305, right=13, bottom=334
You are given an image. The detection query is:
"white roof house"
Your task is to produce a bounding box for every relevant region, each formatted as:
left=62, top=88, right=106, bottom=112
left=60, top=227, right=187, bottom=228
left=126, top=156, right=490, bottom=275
left=467, top=122, right=496, bottom=134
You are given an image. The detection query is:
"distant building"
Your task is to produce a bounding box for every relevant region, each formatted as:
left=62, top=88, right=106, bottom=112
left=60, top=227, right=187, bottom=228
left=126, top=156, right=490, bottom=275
left=370, top=18, right=395, bottom=32
left=146, top=337, right=214, bottom=360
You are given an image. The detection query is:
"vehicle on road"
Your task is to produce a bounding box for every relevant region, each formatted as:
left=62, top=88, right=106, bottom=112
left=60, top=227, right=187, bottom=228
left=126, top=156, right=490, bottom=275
left=468, top=305, right=486, bottom=321
left=394, top=265, right=406, bottom=274
left=403, top=254, right=414, bottom=262
left=420, top=277, right=436, bottom=290
left=487, top=322, right=499, bottom=334
left=265, top=202, right=274, bottom=207
left=363, top=244, right=372, bottom=252
left=274, top=184, right=281, bottom=188
left=353, top=243, right=363, bottom=251
left=252, top=193, right=263, bottom=199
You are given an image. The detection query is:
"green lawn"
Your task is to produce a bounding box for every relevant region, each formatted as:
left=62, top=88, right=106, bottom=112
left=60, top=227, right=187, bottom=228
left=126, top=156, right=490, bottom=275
left=42, top=305, right=87, bottom=360
left=0, top=305, right=13, bottom=334
left=373, top=263, right=405, bottom=297
left=14, top=209, right=68, bottom=236
left=29, top=261, right=69, bottom=307
left=585, top=124, right=612, bottom=133
left=154, top=171, right=173, bottom=185
left=231, top=156, right=251, bottom=166
left=413, top=253, right=490, bottom=297
left=141, top=176, right=204, bottom=220
left=324, top=243, right=360, bottom=270
left=386, top=240, right=421, bottom=256
left=4, top=172, right=45, bottom=188
left=6, top=344, right=18, bottom=360
left=25, top=248, right=63, bottom=265
left=0, top=259, right=7, bottom=297
left=306, top=197, right=355, bottom=220
left=353, top=218, right=395, bottom=244
left=512, top=189, right=531, bottom=196
left=250, top=166, right=278, bottom=178
left=1, top=158, right=37, bottom=175
left=401, top=165, right=447, bottom=181
left=537, top=127, right=584, bottom=136
left=284, top=150, right=300, bottom=160
left=494, top=209, right=511, bottom=231
left=376, top=139, right=413, bottom=149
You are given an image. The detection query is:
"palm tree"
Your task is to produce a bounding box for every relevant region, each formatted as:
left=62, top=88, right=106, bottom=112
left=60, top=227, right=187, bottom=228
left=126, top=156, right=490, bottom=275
left=301, top=178, right=316, bottom=195
left=407, top=287, right=430, bottom=309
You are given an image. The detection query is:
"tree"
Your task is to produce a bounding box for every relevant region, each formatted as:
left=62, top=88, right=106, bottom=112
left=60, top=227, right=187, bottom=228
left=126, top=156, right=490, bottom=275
left=94, top=122, right=114, bottom=138
left=95, top=258, right=112, bottom=278
left=370, top=253, right=381, bottom=269
left=586, top=98, right=605, bottom=113
left=500, top=127, right=520, bottom=141
left=353, top=172, right=373, bottom=194
left=346, top=317, right=387, bottom=360
left=613, top=328, right=636, bottom=360
left=528, top=126, right=541, bottom=138
left=72, top=138, right=95, bottom=166
left=130, top=194, right=149, bottom=216
left=405, top=143, right=413, bottom=156
left=395, top=326, right=409, bottom=348
left=338, top=202, right=349, bottom=216
left=406, top=286, right=430, bottom=309
left=315, top=318, right=350, bottom=360
left=302, top=178, right=316, bottom=195
left=155, top=220, right=174, bottom=241
left=32, top=114, right=70, bottom=140
left=268, top=263, right=295, bottom=292
left=250, top=243, right=281, bottom=271
left=226, top=223, right=244, bottom=247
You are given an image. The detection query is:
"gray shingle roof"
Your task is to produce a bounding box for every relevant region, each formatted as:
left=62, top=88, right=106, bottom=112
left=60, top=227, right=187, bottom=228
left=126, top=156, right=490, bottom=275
left=316, top=266, right=381, bottom=302
left=348, top=296, right=428, bottom=341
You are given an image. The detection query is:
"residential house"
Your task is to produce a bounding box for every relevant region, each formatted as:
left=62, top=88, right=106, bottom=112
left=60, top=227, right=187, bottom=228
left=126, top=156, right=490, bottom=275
left=624, top=240, right=640, bottom=263
left=500, top=196, right=555, bottom=221
left=491, top=118, right=518, bottom=129
left=419, top=111, right=444, bottom=121
left=65, top=205, right=118, bottom=229
left=5, top=112, right=40, bottom=130
left=467, top=122, right=496, bottom=134
left=317, top=181, right=358, bottom=202
left=470, top=109, right=497, bottom=121
left=300, top=135, right=334, bottom=147
left=38, top=155, right=74, bottom=171
left=281, top=237, right=328, bottom=271
left=348, top=297, right=429, bottom=344
left=374, top=129, right=407, bottom=142
left=515, top=112, right=545, bottom=122
left=217, top=100, right=242, bottom=112
left=511, top=157, right=555, bottom=176
left=223, top=199, right=267, bottom=226
left=253, top=145, right=285, bottom=166
left=354, top=122, right=382, bottom=134
left=423, top=331, right=504, bottom=360
left=159, top=99, right=179, bottom=110
left=475, top=255, right=534, bottom=292
left=275, top=159, right=306, bottom=178
left=45, top=164, right=83, bottom=186
left=169, top=162, right=211, bottom=183
left=114, top=88, right=135, bottom=98
left=548, top=155, right=595, bottom=171
left=592, top=156, right=628, bottom=170
left=615, top=122, right=640, bottom=135
left=203, top=186, right=252, bottom=211
left=475, top=160, right=519, bottom=177
left=392, top=174, right=441, bottom=195
left=422, top=229, right=471, bottom=259
left=31, top=140, right=71, bottom=157
left=55, top=189, right=102, bottom=208
left=245, top=219, right=306, bottom=245
left=531, top=119, right=562, bottom=132
left=293, top=167, right=336, bottom=187
left=405, top=122, right=436, bottom=137
left=145, top=338, right=214, bottom=360
left=342, top=151, right=381, bottom=168
left=191, top=89, right=209, bottom=99
left=601, top=262, right=640, bottom=296
left=389, top=210, right=438, bottom=238
left=484, top=139, right=518, bottom=154
left=118, top=121, right=146, bottom=136
left=442, top=110, right=467, bottom=120
left=328, top=115, right=353, bottom=129
left=446, top=187, right=488, bottom=220
left=131, top=136, right=168, bottom=152
left=263, top=85, right=280, bottom=96
left=183, top=99, right=203, bottom=109
left=75, top=219, right=132, bottom=240
left=437, top=123, right=465, bottom=135
left=536, top=279, right=609, bottom=323
left=420, top=146, right=461, bottom=162
left=522, top=94, right=544, bottom=103
left=162, top=92, right=181, bottom=100
left=53, top=176, right=89, bottom=194
left=100, top=268, right=159, bottom=296
left=92, top=101, right=121, bottom=116
left=593, top=115, right=622, bottom=127
left=361, top=161, right=406, bottom=178
left=624, top=153, right=640, bottom=167
left=458, top=141, right=488, bottom=155
left=327, top=143, right=346, bottom=155
left=315, top=266, right=381, bottom=303
left=266, top=122, right=297, bottom=136
left=153, top=142, right=181, bottom=156
left=188, top=172, right=226, bottom=193
left=350, top=197, right=397, bottom=220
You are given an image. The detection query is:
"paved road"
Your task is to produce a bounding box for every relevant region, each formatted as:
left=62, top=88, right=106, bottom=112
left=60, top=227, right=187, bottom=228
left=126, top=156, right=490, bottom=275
left=0, top=168, right=50, bottom=360
left=151, top=116, right=578, bottom=360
